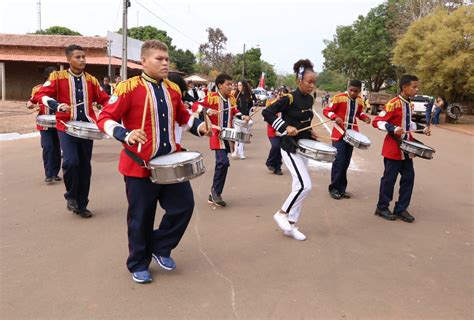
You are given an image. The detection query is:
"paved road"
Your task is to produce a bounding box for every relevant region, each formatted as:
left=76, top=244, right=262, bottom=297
left=1, top=102, right=472, bottom=319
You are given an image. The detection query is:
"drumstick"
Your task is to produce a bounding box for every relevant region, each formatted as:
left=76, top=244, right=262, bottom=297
left=334, top=124, right=345, bottom=135
left=317, top=135, right=338, bottom=141
left=296, top=119, right=333, bottom=133
left=406, top=129, right=426, bottom=133
left=219, top=105, right=238, bottom=113
left=249, top=107, right=261, bottom=118
left=59, top=120, right=70, bottom=127
left=137, top=92, right=149, bottom=153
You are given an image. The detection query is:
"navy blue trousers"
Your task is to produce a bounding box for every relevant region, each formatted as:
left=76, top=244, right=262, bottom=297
left=265, top=137, right=282, bottom=170
left=124, top=177, right=194, bottom=273
left=377, top=157, right=415, bottom=214
left=40, top=128, right=61, bottom=178
left=58, top=132, right=93, bottom=210
left=329, top=139, right=353, bottom=193
left=212, top=149, right=230, bottom=195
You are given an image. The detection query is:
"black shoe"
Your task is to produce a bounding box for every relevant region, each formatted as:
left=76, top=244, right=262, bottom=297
left=74, top=208, right=93, bottom=218
left=66, top=199, right=79, bottom=212
left=394, top=210, right=415, bottom=223
left=208, top=191, right=227, bottom=207
left=374, top=208, right=396, bottom=221
left=329, top=189, right=342, bottom=200
left=267, top=165, right=276, bottom=172
left=53, top=176, right=62, bottom=182
left=44, top=177, right=53, bottom=183
left=341, top=192, right=351, bottom=199
left=274, top=169, right=283, bottom=175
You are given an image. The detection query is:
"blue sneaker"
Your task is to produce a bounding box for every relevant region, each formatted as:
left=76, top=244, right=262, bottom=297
left=152, top=254, right=176, bottom=271
left=131, top=270, right=152, bottom=283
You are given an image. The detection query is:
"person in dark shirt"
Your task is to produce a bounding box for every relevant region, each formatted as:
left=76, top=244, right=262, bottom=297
left=232, top=79, right=254, bottom=159
left=262, top=59, right=318, bottom=241
left=101, top=76, right=113, bottom=95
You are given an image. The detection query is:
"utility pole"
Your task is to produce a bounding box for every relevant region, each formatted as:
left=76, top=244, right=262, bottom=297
left=242, top=43, right=246, bottom=79
left=121, top=0, right=131, bottom=80
left=107, top=40, right=112, bottom=79
left=37, top=0, right=42, bottom=32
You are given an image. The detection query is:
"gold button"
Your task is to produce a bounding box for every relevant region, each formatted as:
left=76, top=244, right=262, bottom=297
left=162, top=113, right=165, bottom=117
left=163, top=128, right=167, bottom=132
left=163, top=142, right=167, bottom=146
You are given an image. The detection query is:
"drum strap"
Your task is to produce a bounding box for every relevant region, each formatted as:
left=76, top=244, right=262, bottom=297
left=124, top=148, right=147, bottom=168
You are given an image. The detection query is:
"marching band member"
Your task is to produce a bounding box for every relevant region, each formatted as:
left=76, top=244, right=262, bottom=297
left=264, top=88, right=288, bottom=175
left=262, top=59, right=317, bottom=241
left=97, top=40, right=209, bottom=284
left=323, top=80, right=371, bottom=199
left=27, top=66, right=62, bottom=183
left=192, top=74, right=249, bottom=207
left=232, top=80, right=254, bottom=159
left=35, top=44, right=109, bottom=218
left=372, top=75, right=430, bottom=223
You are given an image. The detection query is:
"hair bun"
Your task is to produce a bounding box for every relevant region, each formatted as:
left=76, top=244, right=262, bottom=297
left=293, top=59, right=314, bottom=74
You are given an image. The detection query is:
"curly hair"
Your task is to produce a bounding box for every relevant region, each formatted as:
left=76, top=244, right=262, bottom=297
left=293, top=59, right=314, bottom=80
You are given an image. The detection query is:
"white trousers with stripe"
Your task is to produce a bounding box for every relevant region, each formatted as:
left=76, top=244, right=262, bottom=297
left=281, top=150, right=312, bottom=223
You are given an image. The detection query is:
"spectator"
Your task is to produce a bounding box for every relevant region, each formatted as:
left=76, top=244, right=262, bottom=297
left=101, top=76, right=113, bottom=95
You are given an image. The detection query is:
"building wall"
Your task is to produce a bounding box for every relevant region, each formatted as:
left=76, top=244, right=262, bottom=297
left=4, top=61, right=111, bottom=100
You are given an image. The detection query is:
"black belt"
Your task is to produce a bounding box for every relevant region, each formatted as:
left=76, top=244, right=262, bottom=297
left=124, top=148, right=147, bottom=168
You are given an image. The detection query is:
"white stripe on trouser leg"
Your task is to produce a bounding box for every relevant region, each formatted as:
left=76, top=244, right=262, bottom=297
left=281, top=150, right=312, bottom=223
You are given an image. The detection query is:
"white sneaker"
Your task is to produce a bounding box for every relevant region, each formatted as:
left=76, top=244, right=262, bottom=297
left=273, top=212, right=292, bottom=232
left=239, top=154, right=246, bottom=160
left=284, top=226, right=306, bottom=241
left=231, top=151, right=237, bottom=158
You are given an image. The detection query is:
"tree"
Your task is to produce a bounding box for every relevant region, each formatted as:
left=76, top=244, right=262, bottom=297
left=198, top=28, right=228, bottom=69
left=393, top=6, right=473, bottom=102
left=262, top=61, right=277, bottom=88
left=386, top=0, right=467, bottom=39
left=117, top=26, right=175, bottom=50
left=35, top=26, right=81, bottom=36
left=322, top=4, right=396, bottom=91
left=316, top=70, right=348, bottom=92
left=276, top=74, right=296, bottom=89
left=231, top=47, right=262, bottom=86
left=171, top=49, right=196, bottom=74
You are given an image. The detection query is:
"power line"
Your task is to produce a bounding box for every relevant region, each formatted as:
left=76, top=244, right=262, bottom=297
left=136, top=1, right=200, bottom=45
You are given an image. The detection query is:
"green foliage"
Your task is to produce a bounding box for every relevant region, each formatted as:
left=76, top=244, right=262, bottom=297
left=322, top=4, right=396, bottom=92
left=198, top=28, right=228, bottom=69
left=171, top=49, right=196, bottom=74
left=393, top=6, right=473, bottom=102
left=276, top=74, right=296, bottom=89
left=118, top=26, right=175, bottom=51
left=316, top=70, right=348, bottom=92
left=35, top=26, right=81, bottom=36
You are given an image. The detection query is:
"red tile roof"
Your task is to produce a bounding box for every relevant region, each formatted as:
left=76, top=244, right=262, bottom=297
left=0, top=53, right=142, bottom=69
left=0, top=33, right=107, bottom=49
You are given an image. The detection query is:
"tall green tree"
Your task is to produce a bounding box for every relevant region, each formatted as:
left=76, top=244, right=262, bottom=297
left=117, top=26, right=175, bottom=51
left=316, top=70, right=348, bottom=92
left=322, top=4, right=396, bottom=91
left=171, top=49, right=196, bottom=74
left=35, top=26, right=81, bottom=36
left=393, top=6, right=473, bottom=102
left=231, top=47, right=276, bottom=87
left=198, top=28, right=228, bottom=69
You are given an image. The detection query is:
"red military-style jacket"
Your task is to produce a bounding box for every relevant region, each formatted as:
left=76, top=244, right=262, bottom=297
left=34, top=69, right=109, bottom=131
left=372, top=95, right=418, bottom=160
left=98, top=74, right=201, bottom=178
left=192, top=91, right=239, bottom=150
left=30, top=84, right=51, bottom=131
left=265, top=98, right=278, bottom=138
left=323, top=92, right=370, bottom=141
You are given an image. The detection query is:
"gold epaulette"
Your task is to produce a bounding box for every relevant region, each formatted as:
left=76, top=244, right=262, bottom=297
left=85, top=72, right=100, bottom=87
left=113, top=76, right=142, bottom=96
left=229, top=95, right=236, bottom=106
left=385, top=97, right=401, bottom=112
left=282, top=93, right=293, bottom=105
left=164, top=79, right=181, bottom=96
left=48, top=70, right=69, bottom=81
left=331, top=94, right=347, bottom=104
left=206, top=92, right=220, bottom=105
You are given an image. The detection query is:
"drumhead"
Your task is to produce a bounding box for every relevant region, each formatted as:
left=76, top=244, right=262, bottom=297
left=298, top=139, right=336, bottom=152
left=403, top=140, right=433, bottom=150
left=68, top=121, right=98, bottom=129
left=37, top=115, right=56, bottom=121
left=346, top=129, right=371, bottom=144
left=149, top=151, right=201, bottom=165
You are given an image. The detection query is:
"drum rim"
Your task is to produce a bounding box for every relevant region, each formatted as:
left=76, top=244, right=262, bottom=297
left=298, top=139, right=337, bottom=152
left=401, top=140, right=434, bottom=150
left=148, top=152, right=203, bottom=166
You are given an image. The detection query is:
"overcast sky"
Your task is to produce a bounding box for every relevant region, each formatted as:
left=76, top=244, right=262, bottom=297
left=0, top=0, right=382, bottom=73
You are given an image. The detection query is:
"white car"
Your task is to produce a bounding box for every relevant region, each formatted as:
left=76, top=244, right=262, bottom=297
left=411, top=95, right=433, bottom=122
left=253, top=88, right=267, bottom=106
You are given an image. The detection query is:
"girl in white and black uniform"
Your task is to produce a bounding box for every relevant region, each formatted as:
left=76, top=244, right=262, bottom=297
left=262, top=59, right=317, bottom=241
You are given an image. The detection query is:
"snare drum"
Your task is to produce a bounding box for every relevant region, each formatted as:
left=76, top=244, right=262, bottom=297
left=219, top=128, right=252, bottom=143
left=400, top=140, right=435, bottom=160
left=148, top=151, right=205, bottom=184
left=343, top=129, right=371, bottom=149
left=65, top=121, right=106, bottom=140
left=36, top=115, right=56, bottom=128
left=297, top=139, right=337, bottom=163
left=233, top=117, right=253, bottom=129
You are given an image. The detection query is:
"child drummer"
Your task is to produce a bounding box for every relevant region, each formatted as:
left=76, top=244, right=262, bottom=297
left=97, top=40, right=209, bottom=284
left=322, top=80, right=371, bottom=200
left=372, top=75, right=430, bottom=223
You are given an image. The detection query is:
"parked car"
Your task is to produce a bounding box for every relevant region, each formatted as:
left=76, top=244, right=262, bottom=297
left=411, top=95, right=433, bottom=122
left=252, top=88, right=267, bottom=106
left=366, top=92, right=395, bottom=115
